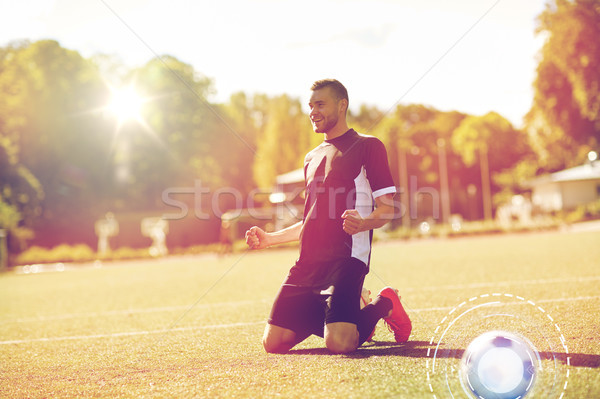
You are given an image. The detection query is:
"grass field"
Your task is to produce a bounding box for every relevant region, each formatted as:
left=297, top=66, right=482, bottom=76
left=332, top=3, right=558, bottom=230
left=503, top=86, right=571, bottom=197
left=1, top=229, right=599, bottom=398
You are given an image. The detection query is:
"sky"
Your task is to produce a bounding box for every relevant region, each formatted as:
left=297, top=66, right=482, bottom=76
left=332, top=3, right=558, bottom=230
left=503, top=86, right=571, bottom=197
left=0, top=0, right=548, bottom=127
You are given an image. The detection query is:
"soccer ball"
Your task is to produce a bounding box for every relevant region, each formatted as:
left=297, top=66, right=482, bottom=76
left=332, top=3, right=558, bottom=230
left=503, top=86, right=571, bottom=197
left=460, top=330, right=539, bottom=399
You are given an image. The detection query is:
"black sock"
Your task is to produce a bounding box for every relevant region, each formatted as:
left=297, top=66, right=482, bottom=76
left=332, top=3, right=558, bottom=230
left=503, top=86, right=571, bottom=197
left=357, top=296, right=393, bottom=345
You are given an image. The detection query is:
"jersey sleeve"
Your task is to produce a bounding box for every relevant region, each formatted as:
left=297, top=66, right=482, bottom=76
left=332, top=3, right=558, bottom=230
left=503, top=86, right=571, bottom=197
left=365, top=137, right=396, bottom=198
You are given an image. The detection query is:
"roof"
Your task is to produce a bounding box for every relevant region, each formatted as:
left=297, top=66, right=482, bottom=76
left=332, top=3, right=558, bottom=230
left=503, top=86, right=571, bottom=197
left=527, top=162, right=600, bottom=187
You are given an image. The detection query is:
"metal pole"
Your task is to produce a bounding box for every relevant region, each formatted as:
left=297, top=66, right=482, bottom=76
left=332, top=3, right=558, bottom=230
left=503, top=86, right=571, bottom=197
left=437, top=138, right=451, bottom=225
left=480, top=144, right=493, bottom=221
left=398, top=144, right=410, bottom=230
left=0, top=229, right=7, bottom=270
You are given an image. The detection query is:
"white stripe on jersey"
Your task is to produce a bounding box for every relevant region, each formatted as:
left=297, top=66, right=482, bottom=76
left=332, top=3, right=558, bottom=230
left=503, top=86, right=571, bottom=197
left=351, top=166, right=373, bottom=264
left=373, top=186, right=396, bottom=198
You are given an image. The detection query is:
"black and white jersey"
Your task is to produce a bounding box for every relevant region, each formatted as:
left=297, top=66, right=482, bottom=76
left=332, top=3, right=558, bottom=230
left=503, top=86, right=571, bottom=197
left=298, top=129, right=396, bottom=269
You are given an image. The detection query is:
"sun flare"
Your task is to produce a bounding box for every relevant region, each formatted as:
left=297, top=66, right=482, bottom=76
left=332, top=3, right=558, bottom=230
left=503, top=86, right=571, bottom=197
left=108, top=85, right=143, bottom=122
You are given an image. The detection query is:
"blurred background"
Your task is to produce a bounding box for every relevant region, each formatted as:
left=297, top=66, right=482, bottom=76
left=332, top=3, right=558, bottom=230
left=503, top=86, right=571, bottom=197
left=0, top=0, right=598, bottom=267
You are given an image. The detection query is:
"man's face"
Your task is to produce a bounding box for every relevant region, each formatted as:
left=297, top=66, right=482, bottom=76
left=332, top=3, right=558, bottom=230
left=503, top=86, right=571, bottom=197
left=308, top=87, right=343, bottom=134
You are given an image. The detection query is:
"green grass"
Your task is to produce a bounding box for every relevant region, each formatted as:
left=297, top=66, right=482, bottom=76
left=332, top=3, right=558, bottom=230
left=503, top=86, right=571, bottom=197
left=1, top=230, right=599, bottom=398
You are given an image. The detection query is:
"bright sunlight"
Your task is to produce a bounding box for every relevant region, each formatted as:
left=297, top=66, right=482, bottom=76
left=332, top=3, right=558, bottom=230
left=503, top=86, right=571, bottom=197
left=108, top=85, right=143, bottom=123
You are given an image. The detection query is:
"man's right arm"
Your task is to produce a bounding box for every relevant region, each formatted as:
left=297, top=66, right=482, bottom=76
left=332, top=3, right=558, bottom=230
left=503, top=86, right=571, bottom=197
left=245, top=221, right=302, bottom=250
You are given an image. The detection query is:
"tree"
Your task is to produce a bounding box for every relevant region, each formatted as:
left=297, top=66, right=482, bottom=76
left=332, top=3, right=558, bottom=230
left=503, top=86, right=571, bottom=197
left=452, top=112, right=533, bottom=219
left=0, top=140, right=42, bottom=252
left=252, top=94, right=314, bottom=188
left=222, top=92, right=260, bottom=195
left=113, top=57, right=268, bottom=215
left=348, top=104, right=385, bottom=132
left=111, top=56, right=217, bottom=209
left=0, top=40, right=109, bottom=243
left=527, top=0, right=600, bottom=169
left=372, top=105, right=466, bottom=225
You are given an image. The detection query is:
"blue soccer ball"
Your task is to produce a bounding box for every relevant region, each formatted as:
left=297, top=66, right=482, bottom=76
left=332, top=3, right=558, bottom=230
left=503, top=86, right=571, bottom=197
left=460, top=330, right=539, bottom=399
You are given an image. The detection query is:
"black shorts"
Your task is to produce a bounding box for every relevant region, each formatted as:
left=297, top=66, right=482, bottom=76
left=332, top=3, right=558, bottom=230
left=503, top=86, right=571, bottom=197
left=267, top=257, right=367, bottom=338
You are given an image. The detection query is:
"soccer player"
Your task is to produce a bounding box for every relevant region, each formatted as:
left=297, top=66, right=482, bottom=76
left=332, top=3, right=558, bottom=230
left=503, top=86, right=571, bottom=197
left=245, top=79, right=411, bottom=354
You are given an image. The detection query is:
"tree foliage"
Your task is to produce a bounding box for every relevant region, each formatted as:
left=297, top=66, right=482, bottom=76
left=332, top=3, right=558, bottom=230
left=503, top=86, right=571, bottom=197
left=6, top=33, right=589, bottom=252
left=527, top=0, right=600, bottom=169
left=112, top=56, right=216, bottom=207
left=252, top=94, right=314, bottom=188
left=0, top=40, right=112, bottom=222
left=452, top=112, right=531, bottom=171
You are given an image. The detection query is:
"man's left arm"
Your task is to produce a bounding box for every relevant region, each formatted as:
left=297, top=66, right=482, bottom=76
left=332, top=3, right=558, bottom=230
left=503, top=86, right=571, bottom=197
left=341, top=193, right=395, bottom=235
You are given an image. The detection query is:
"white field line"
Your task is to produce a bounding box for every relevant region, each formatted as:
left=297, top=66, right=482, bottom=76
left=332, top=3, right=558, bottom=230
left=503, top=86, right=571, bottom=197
left=5, top=275, right=599, bottom=324
left=408, top=295, right=600, bottom=313
left=4, top=299, right=270, bottom=324
left=1, top=295, right=597, bottom=346
left=0, top=321, right=265, bottom=345
left=406, top=275, right=600, bottom=292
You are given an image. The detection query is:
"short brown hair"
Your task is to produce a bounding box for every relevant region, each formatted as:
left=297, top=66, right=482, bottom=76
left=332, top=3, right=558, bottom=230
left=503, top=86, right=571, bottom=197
left=311, top=79, right=349, bottom=105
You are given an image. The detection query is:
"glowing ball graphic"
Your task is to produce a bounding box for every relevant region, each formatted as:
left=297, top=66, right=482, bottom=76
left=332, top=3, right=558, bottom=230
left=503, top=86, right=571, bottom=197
left=460, top=331, right=539, bottom=398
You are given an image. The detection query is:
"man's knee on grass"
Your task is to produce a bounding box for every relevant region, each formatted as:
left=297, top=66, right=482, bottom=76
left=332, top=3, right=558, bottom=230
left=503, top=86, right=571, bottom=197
left=262, top=324, right=299, bottom=354
left=325, top=335, right=358, bottom=354
left=263, top=336, right=294, bottom=353
left=324, top=322, right=359, bottom=354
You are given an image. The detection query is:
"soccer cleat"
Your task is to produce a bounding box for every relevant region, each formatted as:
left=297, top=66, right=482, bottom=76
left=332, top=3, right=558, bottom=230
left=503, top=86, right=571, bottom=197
left=360, top=287, right=376, bottom=342
left=379, top=287, right=412, bottom=343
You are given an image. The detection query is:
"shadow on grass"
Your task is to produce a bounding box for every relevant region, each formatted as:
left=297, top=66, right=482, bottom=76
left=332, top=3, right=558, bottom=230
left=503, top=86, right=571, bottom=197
left=287, top=340, right=431, bottom=357
left=566, top=353, right=600, bottom=368
left=431, top=347, right=600, bottom=368
left=287, top=340, right=600, bottom=367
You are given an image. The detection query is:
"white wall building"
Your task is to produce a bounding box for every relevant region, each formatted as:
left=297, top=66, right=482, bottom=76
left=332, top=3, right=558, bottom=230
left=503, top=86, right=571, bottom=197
left=527, top=161, right=600, bottom=212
